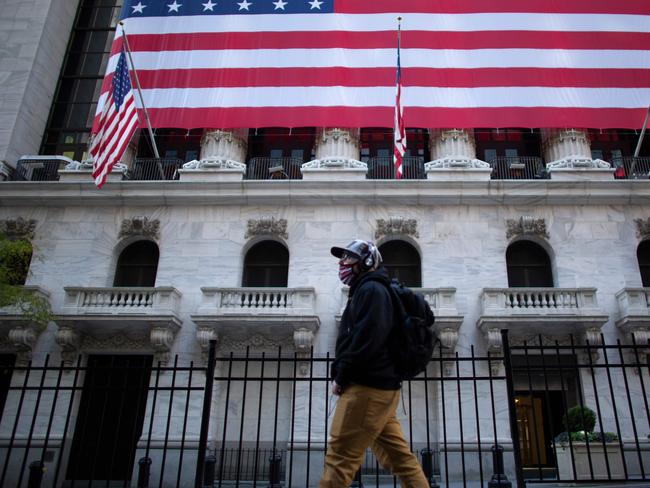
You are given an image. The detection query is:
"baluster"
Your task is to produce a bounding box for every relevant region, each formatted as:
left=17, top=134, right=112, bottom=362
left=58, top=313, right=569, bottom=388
left=570, top=292, right=577, bottom=308
left=82, top=292, right=89, bottom=307
left=506, top=292, right=513, bottom=308
left=531, top=293, right=539, bottom=308
left=263, top=292, right=270, bottom=308
left=285, top=291, right=292, bottom=309
left=146, top=292, right=153, bottom=307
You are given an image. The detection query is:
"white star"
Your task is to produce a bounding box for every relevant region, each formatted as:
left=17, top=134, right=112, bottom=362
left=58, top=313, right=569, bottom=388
left=131, top=2, right=146, bottom=13
left=202, top=0, right=217, bottom=10
left=237, top=0, right=252, bottom=10
left=308, top=0, right=322, bottom=9
left=167, top=1, right=182, bottom=12
left=273, top=0, right=287, bottom=10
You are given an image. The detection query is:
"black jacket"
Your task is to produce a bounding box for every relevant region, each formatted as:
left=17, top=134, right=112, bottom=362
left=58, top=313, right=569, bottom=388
left=331, top=267, right=401, bottom=390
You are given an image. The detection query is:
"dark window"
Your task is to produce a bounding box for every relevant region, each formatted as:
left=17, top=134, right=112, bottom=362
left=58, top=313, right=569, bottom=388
left=242, top=241, right=289, bottom=287
left=41, top=0, right=123, bottom=161
left=475, top=129, right=542, bottom=162
left=378, top=241, right=421, bottom=287
left=506, top=241, right=553, bottom=287
left=637, top=241, right=650, bottom=287
left=113, top=241, right=159, bottom=287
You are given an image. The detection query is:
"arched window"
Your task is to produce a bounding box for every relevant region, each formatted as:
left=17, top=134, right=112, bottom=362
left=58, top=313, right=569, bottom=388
left=637, top=241, right=650, bottom=286
left=113, top=241, right=159, bottom=287
left=506, top=241, right=553, bottom=287
left=242, top=241, right=289, bottom=287
left=378, top=240, right=421, bottom=287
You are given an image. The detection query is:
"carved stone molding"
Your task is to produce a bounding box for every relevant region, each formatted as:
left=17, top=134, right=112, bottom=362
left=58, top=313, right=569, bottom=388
left=314, top=128, right=360, bottom=159
left=506, top=216, right=549, bottom=240
left=55, top=326, right=81, bottom=366
left=375, top=218, right=419, bottom=240
left=81, top=334, right=146, bottom=351
left=9, top=326, right=37, bottom=364
left=119, top=217, right=160, bottom=241
left=219, top=334, right=290, bottom=351
left=438, top=327, right=460, bottom=376
left=635, top=218, right=650, bottom=239
left=245, top=218, right=288, bottom=239
left=301, top=158, right=367, bottom=170
left=182, top=159, right=246, bottom=170
left=546, top=157, right=611, bottom=170
left=0, top=218, right=37, bottom=240
left=197, top=327, right=218, bottom=361
left=151, top=326, right=176, bottom=366
left=293, top=328, right=315, bottom=376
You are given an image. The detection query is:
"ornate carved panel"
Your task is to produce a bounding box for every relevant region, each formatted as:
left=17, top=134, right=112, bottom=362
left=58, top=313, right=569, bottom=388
left=245, top=218, right=288, bottom=239
left=119, top=217, right=160, bottom=240
left=506, top=216, right=549, bottom=240
left=0, top=218, right=36, bottom=240
left=375, top=218, right=419, bottom=239
left=635, top=218, right=650, bottom=239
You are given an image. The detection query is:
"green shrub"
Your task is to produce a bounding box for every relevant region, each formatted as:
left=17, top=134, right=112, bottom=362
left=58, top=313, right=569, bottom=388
left=563, top=405, right=596, bottom=433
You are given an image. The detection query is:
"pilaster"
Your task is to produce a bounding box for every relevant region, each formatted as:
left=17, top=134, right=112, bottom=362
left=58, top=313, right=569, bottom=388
left=542, top=129, right=614, bottom=180
left=425, top=129, right=491, bottom=180
left=179, top=129, right=248, bottom=181
left=301, top=128, right=367, bottom=180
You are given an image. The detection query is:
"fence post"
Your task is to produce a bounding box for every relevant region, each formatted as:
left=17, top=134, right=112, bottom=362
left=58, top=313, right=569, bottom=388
left=195, top=340, right=217, bottom=488
left=420, top=448, right=439, bottom=488
left=501, top=329, right=525, bottom=488
left=488, top=445, right=512, bottom=488
left=203, top=454, right=216, bottom=488
left=137, top=457, right=152, bottom=488
left=27, top=461, right=45, bottom=488
left=268, top=451, right=283, bottom=488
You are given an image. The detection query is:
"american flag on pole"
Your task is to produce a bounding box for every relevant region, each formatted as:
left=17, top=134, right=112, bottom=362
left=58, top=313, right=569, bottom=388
left=393, top=23, right=405, bottom=180
left=96, top=1, right=650, bottom=130
left=90, top=47, right=138, bottom=188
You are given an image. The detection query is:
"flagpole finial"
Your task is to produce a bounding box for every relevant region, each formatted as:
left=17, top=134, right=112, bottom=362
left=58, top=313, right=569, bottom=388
left=397, top=16, right=402, bottom=22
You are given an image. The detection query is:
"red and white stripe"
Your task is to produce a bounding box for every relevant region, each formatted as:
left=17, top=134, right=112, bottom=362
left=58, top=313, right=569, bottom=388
left=90, top=90, right=138, bottom=188
left=95, top=7, right=650, bottom=130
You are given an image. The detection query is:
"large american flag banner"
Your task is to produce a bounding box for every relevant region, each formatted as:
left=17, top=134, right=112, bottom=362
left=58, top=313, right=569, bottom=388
left=96, top=1, right=650, bottom=130
left=91, top=47, right=139, bottom=188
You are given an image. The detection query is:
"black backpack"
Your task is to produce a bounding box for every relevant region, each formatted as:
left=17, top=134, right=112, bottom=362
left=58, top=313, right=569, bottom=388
left=384, top=279, right=436, bottom=380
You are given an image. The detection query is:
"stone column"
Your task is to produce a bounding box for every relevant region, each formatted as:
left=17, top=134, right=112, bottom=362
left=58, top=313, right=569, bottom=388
left=542, top=129, right=613, bottom=180
left=178, top=129, right=248, bottom=181
left=425, top=129, right=491, bottom=180
left=301, top=128, right=367, bottom=180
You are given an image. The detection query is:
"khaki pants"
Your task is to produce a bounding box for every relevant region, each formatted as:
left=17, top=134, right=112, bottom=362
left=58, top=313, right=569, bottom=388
left=319, top=384, right=429, bottom=488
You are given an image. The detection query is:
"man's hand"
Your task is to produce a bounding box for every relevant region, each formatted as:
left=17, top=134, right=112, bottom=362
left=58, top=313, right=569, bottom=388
left=331, top=381, right=344, bottom=396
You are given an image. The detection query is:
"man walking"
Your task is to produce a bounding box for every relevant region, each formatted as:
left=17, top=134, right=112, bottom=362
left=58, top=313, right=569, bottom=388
left=319, top=239, right=429, bottom=488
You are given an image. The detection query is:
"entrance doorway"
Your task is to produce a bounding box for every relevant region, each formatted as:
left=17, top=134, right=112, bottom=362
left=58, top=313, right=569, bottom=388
left=512, top=354, right=579, bottom=475
left=0, top=354, right=16, bottom=424
left=66, top=354, right=152, bottom=483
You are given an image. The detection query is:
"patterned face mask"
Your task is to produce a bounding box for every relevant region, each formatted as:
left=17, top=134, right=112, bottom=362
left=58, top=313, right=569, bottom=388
left=338, top=262, right=357, bottom=285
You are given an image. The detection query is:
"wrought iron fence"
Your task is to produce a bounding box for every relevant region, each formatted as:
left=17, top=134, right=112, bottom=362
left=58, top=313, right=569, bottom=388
left=126, top=158, right=184, bottom=181
left=489, top=157, right=548, bottom=180
left=366, top=157, right=426, bottom=179
left=612, top=156, right=650, bottom=180
left=0, top=334, right=648, bottom=487
left=245, top=157, right=304, bottom=180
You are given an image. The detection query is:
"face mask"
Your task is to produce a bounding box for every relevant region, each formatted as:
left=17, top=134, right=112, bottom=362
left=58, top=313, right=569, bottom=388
left=338, top=263, right=357, bottom=285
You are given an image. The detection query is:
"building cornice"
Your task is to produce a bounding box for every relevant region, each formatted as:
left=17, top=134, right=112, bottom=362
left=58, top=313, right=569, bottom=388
left=1, top=180, right=649, bottom=207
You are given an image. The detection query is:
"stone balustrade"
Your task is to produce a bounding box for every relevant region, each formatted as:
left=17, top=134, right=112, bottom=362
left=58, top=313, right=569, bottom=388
left=63, top=286, right=181, bottom=314
left=193, top=287, right=320, bottom=354
left=478, top=287, right=608, bottom=353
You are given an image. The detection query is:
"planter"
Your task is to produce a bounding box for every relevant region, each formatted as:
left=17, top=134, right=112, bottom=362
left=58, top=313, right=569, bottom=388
left=555, top=442, right=624, bottom=481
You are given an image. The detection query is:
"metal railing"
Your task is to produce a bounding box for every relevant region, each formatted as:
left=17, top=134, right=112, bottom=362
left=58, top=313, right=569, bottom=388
left=612, top=156, right=650, bottom=179
left=12, top=157, right=72, bottom=182
left=366, top=156, right=425, bottom=179
left=489, top=156, right=547, bottom=180
left=0, top=335, right=648, bottom=487
left=245, top=157, right=304, bottom=180
left=126, top=158, right=184, bottom=181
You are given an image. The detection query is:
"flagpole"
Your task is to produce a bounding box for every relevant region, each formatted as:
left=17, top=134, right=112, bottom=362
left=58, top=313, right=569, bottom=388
left=628, top=105, right=650, bottom=177
left=393, top=16, right=405, bottom=180
left=119, top=22, right=161, bottom=162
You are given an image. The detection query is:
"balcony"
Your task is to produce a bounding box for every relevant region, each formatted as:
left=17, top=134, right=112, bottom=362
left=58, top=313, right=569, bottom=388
left=0, top=286, right=50, bottom=362
left=126, top=158, right=184, bottom=181
left=245, top=157, right=304, bottom=180
left=612, top=156, right=650, bottom=180
left=192, top=287, right=319, bottom=350
left=366, top=157, right=425, bottom=179
left=477, top=287, right=608, bottom=351
left=615, top=288, right=650, bottom=360
left=56, top=287, right=182, bottom=362
left=12, top=156, right=73, bottom=181
left=489, top=156, right=547, bottom=180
